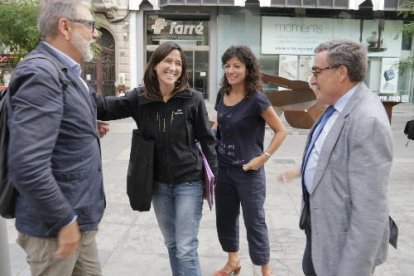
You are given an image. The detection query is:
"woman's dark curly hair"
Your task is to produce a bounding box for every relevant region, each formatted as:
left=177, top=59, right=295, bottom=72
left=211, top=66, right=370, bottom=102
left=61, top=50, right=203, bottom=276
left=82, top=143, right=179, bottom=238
left=143, top=41, right=190, bottom=98
left=220, top=45, right=262, bottom=96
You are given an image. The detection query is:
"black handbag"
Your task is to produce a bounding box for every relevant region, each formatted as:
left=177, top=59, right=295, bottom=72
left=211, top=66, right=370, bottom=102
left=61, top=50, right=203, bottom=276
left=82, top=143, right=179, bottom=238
left=126, top=129, right=155, bottom=212
left=404, top=120, right=414, bottom=146
left=389, top=216, right=398, bottom=249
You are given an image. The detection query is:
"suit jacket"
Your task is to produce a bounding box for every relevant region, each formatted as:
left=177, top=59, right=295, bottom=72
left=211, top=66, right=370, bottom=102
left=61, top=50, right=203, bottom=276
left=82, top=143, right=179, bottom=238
left=303, top=83, right=393, bottom=276
left=8, top=42, right=105, bottom=237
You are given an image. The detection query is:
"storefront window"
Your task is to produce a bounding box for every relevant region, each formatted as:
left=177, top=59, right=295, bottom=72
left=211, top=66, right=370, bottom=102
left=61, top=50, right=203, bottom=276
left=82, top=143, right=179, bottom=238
left=368, top=57, right=412, bottom=103
left=260, top=54, right=315, bottom=91
left=303, top=0, right=316, bottom=6
left=287, top=0, right=301, bottom=5
left=259, top=55, right=279, bottom=90
left=261, top=16, right=412, bottom=103
left=145, top=13, right=210, bottom=98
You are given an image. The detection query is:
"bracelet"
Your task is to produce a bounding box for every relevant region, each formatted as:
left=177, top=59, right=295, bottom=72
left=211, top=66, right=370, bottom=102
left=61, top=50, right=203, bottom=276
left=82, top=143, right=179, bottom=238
left=263, top=151, right=271, bottom=159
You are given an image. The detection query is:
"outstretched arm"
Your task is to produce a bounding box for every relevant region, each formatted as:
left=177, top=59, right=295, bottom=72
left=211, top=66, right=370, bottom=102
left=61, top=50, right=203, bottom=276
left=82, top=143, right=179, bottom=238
left=97, top=120, right=109, bottom=138
left=278, top=167, right=301, bottom=183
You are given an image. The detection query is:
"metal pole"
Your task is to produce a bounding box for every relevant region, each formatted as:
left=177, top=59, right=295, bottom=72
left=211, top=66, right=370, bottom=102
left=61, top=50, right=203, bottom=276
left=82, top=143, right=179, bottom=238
left=0, top=218, right=12, bottom=276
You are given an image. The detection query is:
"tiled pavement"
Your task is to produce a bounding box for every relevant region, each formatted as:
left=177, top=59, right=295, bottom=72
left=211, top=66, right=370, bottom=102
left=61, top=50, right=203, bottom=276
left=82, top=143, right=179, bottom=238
left=4, top=102, right=414, bottom=276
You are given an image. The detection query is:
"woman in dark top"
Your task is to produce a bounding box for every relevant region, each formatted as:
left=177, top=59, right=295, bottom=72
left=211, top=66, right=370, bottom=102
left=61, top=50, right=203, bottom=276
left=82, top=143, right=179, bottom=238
left=95, top=41, right=217, bottom=276
left=213, top=46, right=287, bottom=276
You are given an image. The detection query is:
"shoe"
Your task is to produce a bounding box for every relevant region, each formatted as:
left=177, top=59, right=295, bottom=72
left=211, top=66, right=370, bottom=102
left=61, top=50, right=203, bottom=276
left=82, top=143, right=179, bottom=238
left=214, top=260, right=241, bottom=276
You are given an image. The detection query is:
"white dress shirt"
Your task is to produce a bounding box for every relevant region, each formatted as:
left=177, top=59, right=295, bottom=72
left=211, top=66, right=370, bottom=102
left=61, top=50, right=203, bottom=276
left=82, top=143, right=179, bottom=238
left=304, top=83, right=360, bottom=192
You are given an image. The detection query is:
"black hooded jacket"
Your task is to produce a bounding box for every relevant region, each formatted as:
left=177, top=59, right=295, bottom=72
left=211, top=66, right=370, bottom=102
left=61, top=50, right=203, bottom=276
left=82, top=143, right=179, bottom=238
left=95, top=87, right=217, bottom=184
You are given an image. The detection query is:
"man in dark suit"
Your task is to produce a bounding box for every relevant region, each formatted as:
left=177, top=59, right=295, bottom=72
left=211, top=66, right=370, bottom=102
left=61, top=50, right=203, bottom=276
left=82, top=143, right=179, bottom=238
left=7, top=0, right=105, bottom=275
left=280, top=39, right=393, bottom=276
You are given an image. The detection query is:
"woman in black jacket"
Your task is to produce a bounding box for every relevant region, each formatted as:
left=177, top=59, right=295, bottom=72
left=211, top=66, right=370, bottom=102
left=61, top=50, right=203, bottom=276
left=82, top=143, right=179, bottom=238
left=95, top=41, right=217, bottom=276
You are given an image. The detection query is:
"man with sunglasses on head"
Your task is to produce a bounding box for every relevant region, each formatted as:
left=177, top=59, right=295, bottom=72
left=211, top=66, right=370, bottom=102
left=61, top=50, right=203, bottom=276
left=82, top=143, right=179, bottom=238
left=7, top=1, right=105, bottom=275
left=279, top=39, right=393, bottom=276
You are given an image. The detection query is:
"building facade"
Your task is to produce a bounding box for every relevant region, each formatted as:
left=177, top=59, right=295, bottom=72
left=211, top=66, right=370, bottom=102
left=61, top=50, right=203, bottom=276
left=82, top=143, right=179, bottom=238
left=93, top=0, right=414, bottom=104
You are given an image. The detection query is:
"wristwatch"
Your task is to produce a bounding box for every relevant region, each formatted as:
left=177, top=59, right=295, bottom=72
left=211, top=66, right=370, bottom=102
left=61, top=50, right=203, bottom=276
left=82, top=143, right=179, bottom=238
left=263, top=151, right=271, bottom=160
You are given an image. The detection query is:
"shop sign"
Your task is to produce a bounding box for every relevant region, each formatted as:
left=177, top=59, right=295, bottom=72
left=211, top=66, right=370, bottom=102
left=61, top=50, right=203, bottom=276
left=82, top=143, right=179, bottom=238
left=261, top=16, right=403, bottom=58
left=378, top=95, right=409, bottom=102
left=0, top=55, right=18, bottom=63
left=147, top=16, right=207, bottom=44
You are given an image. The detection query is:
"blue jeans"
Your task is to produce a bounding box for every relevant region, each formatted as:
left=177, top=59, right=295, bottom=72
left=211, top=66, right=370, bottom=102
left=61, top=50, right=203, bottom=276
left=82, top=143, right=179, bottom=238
left=152, top=180, right=203, bottom=276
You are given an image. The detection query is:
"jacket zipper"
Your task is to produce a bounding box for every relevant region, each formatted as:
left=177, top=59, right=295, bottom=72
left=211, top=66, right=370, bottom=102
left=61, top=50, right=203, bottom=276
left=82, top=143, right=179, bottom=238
left=156, top=112, right=160, bottom=132
left=163, top=117, right=166, bottom=133
left=164, top=109, right=172, bottom=181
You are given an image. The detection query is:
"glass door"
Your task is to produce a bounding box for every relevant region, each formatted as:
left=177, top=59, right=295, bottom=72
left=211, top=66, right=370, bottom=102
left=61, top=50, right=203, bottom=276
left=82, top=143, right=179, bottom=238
left=194, top=51, right=208, bottom=98
left=185, top=50, right=209, bottom=98
left=146, top=47, right=209, bottom=99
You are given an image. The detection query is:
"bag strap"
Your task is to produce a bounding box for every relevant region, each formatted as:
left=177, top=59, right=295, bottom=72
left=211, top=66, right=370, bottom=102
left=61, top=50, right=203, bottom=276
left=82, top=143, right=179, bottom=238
left=134, top=85, right=145, bottom=130
left=3, top=54, right=68, bottom=116
left=23, top=54, right=68, bottom=92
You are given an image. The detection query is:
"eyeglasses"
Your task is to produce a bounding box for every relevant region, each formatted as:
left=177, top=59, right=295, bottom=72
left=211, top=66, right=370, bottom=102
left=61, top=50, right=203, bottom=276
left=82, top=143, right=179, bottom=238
left=311, top=65, right=340, bottom=77
left=68, top=18, right=95, bottom=33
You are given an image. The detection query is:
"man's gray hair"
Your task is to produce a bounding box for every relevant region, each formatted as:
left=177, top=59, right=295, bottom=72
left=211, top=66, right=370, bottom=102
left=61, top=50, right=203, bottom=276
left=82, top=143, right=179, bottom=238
left=314, top=39, right=367, bottom=82
left=37, top=0, right=91, bottom=40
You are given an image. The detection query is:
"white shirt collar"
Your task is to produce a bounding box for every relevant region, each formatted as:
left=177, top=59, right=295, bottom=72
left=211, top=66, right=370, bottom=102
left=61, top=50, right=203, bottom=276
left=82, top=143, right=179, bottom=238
left=42, top=41, right=82, bottom=77
left=332, top=82, right=360, bottom=112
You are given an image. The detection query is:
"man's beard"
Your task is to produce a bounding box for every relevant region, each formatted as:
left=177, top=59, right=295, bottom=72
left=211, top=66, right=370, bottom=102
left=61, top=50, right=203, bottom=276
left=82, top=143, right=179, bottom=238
left=71, top=31, right=94, bottom=62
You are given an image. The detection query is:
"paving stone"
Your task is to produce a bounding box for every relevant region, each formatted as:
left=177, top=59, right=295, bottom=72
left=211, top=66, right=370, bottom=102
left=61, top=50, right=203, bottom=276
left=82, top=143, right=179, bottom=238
left=5, top=103, right=414, bottom=276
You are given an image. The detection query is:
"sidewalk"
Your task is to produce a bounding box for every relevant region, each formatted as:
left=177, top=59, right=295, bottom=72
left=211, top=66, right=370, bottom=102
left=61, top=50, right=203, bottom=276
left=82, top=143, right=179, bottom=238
left=5, top=103, right=414, bottom=276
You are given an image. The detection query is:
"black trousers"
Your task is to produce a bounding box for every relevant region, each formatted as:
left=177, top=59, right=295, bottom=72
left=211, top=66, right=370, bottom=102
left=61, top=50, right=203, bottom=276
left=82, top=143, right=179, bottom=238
left=215, top=165, right=270, bottom=265
left=301, top=200, right=317, bottom=276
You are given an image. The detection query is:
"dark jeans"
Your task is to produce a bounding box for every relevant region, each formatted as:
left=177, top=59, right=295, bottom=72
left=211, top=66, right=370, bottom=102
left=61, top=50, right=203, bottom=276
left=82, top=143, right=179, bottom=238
left=215, top=165, right=269, bottom=265
left=302, top=200, right=317, bottom=276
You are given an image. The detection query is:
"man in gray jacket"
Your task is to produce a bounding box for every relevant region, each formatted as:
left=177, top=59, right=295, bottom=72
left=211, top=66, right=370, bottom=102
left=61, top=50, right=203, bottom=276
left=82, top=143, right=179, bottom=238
left=279, top=39, right=393, bottom=276
left=7, top=0, right=105, bottom=275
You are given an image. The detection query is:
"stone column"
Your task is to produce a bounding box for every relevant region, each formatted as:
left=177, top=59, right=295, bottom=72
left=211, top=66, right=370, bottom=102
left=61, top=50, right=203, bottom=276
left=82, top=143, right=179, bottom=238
left=0, top=218, right=12, bottom=276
